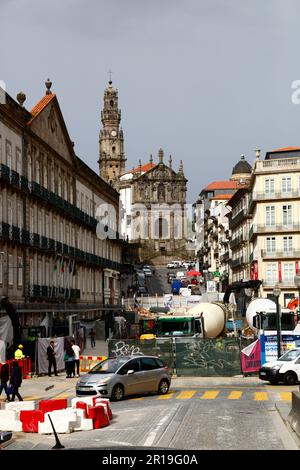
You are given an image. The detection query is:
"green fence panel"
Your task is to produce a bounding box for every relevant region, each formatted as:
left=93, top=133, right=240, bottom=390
left=108, top=339, right=174, bottom=372
left=175, top=338, right=242, bottom=376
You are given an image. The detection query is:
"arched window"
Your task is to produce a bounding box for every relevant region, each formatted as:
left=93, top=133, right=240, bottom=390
left=27, top=154, right=32, bottom=181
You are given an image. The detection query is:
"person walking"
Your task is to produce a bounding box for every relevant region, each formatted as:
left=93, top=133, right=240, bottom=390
left=64, top=342, right=75, bottom=378
left=10, top=361, right=23, bottom=402
left=0, top=362, right=10, bottom=402
left=47, top=340, right=58, bottom=377
left=89, top=328, right=96, bottom=348
left=71, top=339, right=81, bottom=377
left=14, top=344, right=25, bottom=360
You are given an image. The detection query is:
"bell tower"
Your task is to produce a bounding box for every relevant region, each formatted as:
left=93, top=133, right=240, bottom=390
left=98, top=79, right=126, bottom=188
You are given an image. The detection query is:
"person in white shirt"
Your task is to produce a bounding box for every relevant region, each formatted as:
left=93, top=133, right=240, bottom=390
left=70, top=340, right=81, bottom=377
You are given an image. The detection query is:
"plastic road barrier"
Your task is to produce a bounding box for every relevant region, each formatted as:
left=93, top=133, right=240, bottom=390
left=79, top=355, right=107, bottom=372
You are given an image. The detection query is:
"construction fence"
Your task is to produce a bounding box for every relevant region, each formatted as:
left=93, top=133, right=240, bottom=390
left=108, top=337, right=248, bottom=376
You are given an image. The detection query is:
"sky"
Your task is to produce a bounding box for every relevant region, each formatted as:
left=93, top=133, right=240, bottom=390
left=1, top=0, right=300, bottom=203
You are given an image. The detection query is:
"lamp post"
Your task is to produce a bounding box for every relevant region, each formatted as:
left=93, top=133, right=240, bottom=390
left=273, top=284, right=281, bottom=359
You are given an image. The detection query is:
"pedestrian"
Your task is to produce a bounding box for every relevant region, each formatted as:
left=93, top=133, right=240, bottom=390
left=9, top=361, right=23, bottom=402
left=89, top=328, right=96, bottom=348
left=46, top=340, right=58, bottom=377
left=70, top=339, right=81, bottom=377
left=64, top=342, right=75, bottom=378
left=14, top=344, right=25, bottom=360
left=0, top=362, right=10, bottom=402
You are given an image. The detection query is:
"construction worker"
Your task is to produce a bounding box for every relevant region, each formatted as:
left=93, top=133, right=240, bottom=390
left=14, top=344, right=25, bottom=360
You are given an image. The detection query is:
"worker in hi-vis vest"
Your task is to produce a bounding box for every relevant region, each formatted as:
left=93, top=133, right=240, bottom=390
left=14, top=344, right=25, bottom=360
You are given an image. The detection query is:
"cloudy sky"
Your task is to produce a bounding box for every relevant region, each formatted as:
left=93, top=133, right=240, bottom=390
left=1, top=0, right=300, bottom=202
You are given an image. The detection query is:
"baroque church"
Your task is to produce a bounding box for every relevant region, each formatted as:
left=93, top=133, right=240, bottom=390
left=98, top=80, right=188, bottom=261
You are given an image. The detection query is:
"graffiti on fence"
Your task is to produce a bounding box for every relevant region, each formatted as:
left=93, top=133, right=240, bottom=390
left=110, top=341, right=143, bottom=358
left=176, top=339, right=241, bottom=373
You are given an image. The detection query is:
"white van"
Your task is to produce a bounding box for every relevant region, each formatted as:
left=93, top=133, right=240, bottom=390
left=259, top=348, right=300, bottom=385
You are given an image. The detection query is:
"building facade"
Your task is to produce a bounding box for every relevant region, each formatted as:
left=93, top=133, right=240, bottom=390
left=249, top=147, right=300, bottom=306
left=0, top=81, right=122, bottom=331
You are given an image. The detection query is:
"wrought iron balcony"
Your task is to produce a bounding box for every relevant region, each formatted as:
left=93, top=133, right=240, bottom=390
left=0, top=222, right=10, bottom=239
left=0, top=164, right=10, bottom=183
left=230, top=234, right=245, bottom=249
left=229, top=209, right=246, bottom=229
left=10, top=170, right=20, bottom=188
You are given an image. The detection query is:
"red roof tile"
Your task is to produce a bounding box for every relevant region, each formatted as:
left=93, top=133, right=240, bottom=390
left=127, top=162, right=157, bottom=174
left=203, top=180, right=238, bottom=191
left=30, top=93, right=56, bottom=120
left=270, top=146, right=300, bottom=152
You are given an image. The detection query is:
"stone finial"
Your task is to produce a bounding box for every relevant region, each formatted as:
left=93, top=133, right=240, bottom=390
left=169, top=154, right=172, bottom=169
left=150, top=154, right=153, bottom=164
left=16, top=91, right=26, bottom=107
left=138, top=159, right=142, bottom=170
left=158, top=148, right=164, bottom=164
left=255, top=149, right=261, bottom=160
left=45, top=78, right=52, bottom=95
left=178, top=160, right=184, bottom=175
left=240, top=154, right=245, bottom=160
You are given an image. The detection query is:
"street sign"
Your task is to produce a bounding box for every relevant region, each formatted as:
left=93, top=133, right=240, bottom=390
left=213, top=271, right=220, bottom=277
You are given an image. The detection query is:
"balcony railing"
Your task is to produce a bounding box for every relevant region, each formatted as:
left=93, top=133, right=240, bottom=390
left=261, top=249, right=300, bottom=259
left=0, top=164, right=10, bottom=183
left=230, top=234, right=245, bottom=249
left=253, top=190, right=299, bottom=201
left=262, top=280, right=296, bottom=288
left=231, top=257, right=244, bottom=268
left=229, top=209, right=246, bottom=229
left=250, top=223, right=300, bottom=238
left=28, top=284, right=81, bottom=300
left=256, top=158, right=300, bottom=172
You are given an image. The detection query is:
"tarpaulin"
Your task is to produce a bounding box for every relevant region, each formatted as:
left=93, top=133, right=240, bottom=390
left=0, top=339, right=5, bottom=364
left=241, top=339, right=261, bottom=373
left=37, top=337, right=65, bottom=374
left=0, top=315, right=13, bottom=347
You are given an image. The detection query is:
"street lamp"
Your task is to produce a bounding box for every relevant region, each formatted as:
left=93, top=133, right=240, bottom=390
left=273, top=284, right=281, bottom=359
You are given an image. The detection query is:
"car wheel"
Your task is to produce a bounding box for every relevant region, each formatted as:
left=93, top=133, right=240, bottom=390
left=111, top=384, right=124, bottom=401
left=157, top=379, right=169, bottom=395
left=284, top=371, right=297, bottom=386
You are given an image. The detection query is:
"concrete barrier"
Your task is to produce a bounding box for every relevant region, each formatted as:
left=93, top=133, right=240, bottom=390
left=287, top=391, right=300, bottom=438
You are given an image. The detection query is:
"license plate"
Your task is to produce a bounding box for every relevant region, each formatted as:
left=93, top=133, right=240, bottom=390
left=260, top=372, right=266, bottom=376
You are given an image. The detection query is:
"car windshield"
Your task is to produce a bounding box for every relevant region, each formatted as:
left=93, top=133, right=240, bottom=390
left=278, top=350, right=300, bottom=362
left=89, top=357, right=129, bottom=374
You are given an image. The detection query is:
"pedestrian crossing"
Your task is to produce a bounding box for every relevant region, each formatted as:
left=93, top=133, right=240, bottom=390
left=16, top=388, right=293, bottom=403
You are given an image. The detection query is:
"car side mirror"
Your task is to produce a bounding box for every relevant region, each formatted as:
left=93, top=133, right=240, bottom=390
left=127, top=369, right=135, bottom=375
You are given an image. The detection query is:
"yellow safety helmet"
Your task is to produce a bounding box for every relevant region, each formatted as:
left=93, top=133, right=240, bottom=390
left=18, top=344, right=23, bottom=349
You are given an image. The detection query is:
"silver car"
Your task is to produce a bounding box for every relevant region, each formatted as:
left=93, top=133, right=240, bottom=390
left=76, top=355, right=172, bottom=401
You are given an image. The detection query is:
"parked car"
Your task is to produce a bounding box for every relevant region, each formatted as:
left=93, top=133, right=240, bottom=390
left=167, top=273, right=176, bottom=283
left=259, top=348, right=300, bottom=385
left=76, top=356, right=171, bottom=400
left=176, top=271, right=186, bottom=279
left=143, top=269, right=153, bottom=277
left=136, top=286, right=149, bottom=296
left=167, top=262, right=176, bottom=269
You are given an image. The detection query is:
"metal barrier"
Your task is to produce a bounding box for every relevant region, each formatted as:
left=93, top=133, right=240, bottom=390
left=79, top=355, right=107, bottom=372
left=0, top=357, right=32, bottom=379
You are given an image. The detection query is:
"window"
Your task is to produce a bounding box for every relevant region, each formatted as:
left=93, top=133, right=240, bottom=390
left=29, top=207, right=34, bottom=233
left=266, top=237, right=276, bottom=253
left=17, top=202, right=22, bottom=228
left=118, top=359, right=140, bottom=375
left=283, top=263, right=294, bottom=282
left=7, top=198, right=12, bottom=225
left=266, top=263, right=277, bottom=283
left=126, top=215, right=131, bottom=226
left=81, top=193, right=84, bottom=211
left=53, top=218, right=56, bottom=240
left=16, top=148, right=21, bottom=174
left=36, top=159, right=40, bottom=184
left=43, top=164, right=48, bottom=188
left=38, top=260, right=42, bottom=285
left=8, top=254, right=13, bottom=285
left=140, top=357, right=159, bottom=371
left=27, top=154, right=32, bottom=182
left=6, top=140, right=12, bottom=168
left=282, top=177, right=291, bottom=193
left=58, top=175, right=62, bottom=197
left=0, top=195, right=2, bottom=221
left=282, top=205, right=292, bottom=226
left=38, top=210, right=42, bottom=234
left=0, top=252, right=3, bottom=284
left=17, top=257, right=22, bottom=287
left=0, top=135, right=2, bottom=163
left=29, top=259, right=34, bottom=285
left=60, top=221, right=63, bottom=242
left=86, top=197, right=89, bottom=215
left=265, top=178, right=275, bottom=194
left=45, top=262, right=49, bottom=285
left=283, top=236, right=293, bottom=252
left=265, top=206, right=275, bottom=226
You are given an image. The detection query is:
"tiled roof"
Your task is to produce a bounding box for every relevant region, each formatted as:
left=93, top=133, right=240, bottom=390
left=203, top=180, right=238, bottom=191
left=270, top=146, right=300, bottom=152
left=127, top=162, right=157, bottom=174
left=30, top=93, right=56, bottom=119
left=210, top=194, right=233, bottom=200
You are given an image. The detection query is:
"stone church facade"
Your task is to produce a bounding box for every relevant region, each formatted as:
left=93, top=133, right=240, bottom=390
left=99, top=81, right=189, bottom=262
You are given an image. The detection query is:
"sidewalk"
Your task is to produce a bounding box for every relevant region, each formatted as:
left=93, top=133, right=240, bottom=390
left=82, top=339, right=108, bottom=357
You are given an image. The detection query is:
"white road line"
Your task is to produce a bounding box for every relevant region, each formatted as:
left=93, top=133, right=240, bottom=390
left=143, top=407, right=176, bottom=447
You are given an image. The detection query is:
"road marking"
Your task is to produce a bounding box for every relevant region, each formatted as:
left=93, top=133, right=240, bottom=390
left=143, top=407, right=177, bottom=447
left=24, top=396, right=39, bottom=400
left=54, top=393, right=71, bottom=399
left=158, top=392, right=174, bottom=400
left=279, top=392, right=292, bottom=401
left=176, top=390, right=196, bottom=400
left=254, top=392, right=268, bottom=401
left=228, top=391, right=242, bottom=400
left=200, top=390, right=220, bottom=400
left=129, top=397, right=144, bottom=401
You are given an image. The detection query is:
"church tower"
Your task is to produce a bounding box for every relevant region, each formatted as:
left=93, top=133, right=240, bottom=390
left=98, top=79, right=126, bottom=188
